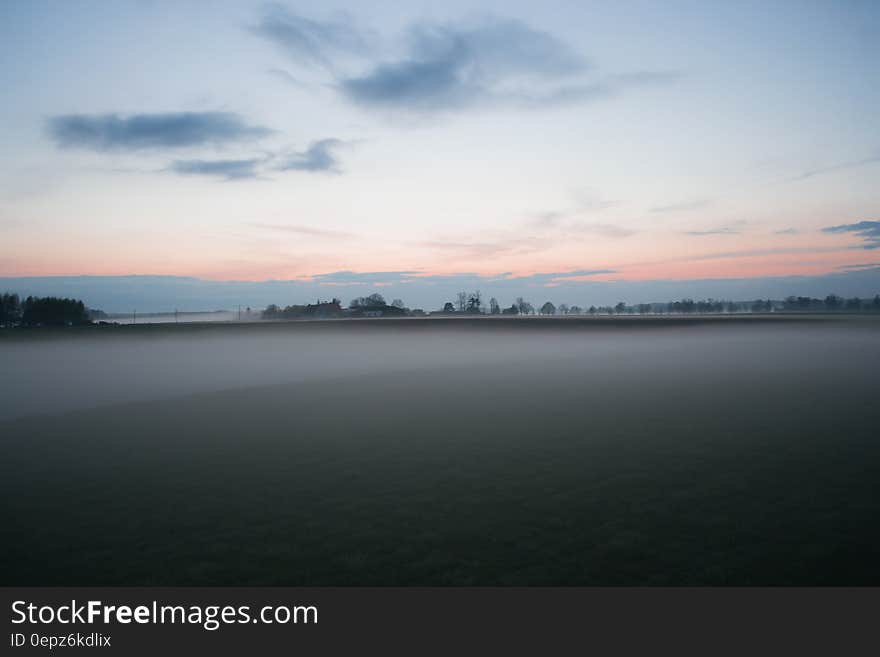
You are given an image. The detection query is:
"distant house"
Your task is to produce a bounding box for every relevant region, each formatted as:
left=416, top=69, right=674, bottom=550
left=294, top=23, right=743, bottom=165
left=347, top=303, right=407, bottom=319
left=304, top=299, right=343, bottom=318
left=262, top=298, right=344, bottom=320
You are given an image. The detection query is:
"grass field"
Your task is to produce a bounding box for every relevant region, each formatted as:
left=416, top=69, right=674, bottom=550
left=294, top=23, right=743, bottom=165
left=2, top=316, right=879, bottom=584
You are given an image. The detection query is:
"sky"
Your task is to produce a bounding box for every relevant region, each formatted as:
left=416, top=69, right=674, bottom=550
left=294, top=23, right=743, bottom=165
left=1, top=0, right=879, bottom=310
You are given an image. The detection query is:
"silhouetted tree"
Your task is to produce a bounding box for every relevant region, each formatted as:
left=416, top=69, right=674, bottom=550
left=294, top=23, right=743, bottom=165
left=516, top=297, right=533, bottom=315
left=784, top=296, right=814, bottom=311
left=0, top=292, right=21, bottom=327
left=540, top=301, right=556, bottom=315
left=21, top=296, right=90, bottom=327
left=489, top=297, right=500, bottom=314
left=820, top=294, right=843, bottom=310
left=350, top=293, right=386, bottom=309
left=391, top=298, right=405, bottom=309
left=456, top=291, right=468, bottom=312
left=588, top=306, right=597, bottom=316
left=466, top=291, right=482, bottom=313
left=443, top=302, right=455, bottom=313
left=557, top=303, right=569, bottom=315
left=502, top=304, right=518, bottom=315
left=614, top=301, right=627, bottom=314
left=569, top=305, right=582, bottom=315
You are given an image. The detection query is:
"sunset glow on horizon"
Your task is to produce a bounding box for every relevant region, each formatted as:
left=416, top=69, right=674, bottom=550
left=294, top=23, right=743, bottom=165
left=2, top=0, right=879, bottom=302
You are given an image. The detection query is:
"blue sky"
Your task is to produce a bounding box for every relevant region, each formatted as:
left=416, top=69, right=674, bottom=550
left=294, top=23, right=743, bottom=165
left=1, top=1, right=879, bottom=309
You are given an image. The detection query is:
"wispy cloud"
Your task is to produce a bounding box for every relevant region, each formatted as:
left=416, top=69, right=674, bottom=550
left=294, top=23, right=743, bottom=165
left=684, top=227, right=740, bottom=236
left=822, top=220, right=880, bottom=249
left=567, top=222, right=635, bottom=238
left=790, top=152, right=880, bottom=182
left=168, top=139, right=348, bottom=180
left=276, top=138, right=344, bottom=172
left=530, top=211, right=565, bottom=229
left=339, top=17, right=587, bottom=110
left=251, top=223, right=355, bottom=239
left=507, top=71, right=681, bottom=109
left=515, top=269, right=617, bottom=284
left=651, top=199, right=711, bottom=213
left=836, top=263, right=880, bottom=272
left=45, top=110, right=350, bottom=181
left=312, top=270, right=417, bottom=285
left=775, top=227, right=800, bottom=235
left=570, top=189, right=620, bottom=212
left=254, top=11, right=677, bottom=114
left=251, top=6, right=373, bottom=70
left=47, top=112, right=272, bottom=151
left=169, top=158, right=263, bottom=180
left=629, top=245, right=855, bottom=269
left=417, top=237, right=552, bottom=260
left=529, top=198, right=633, bottom=238
left=307, top=268, right=617, bottom=288
left=267, top=68, right=315, bottom=90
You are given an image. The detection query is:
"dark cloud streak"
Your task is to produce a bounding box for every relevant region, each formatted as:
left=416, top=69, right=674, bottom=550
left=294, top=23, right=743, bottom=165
left=253, top=11, right=678, bottom=112
left=169, top=159, right=263, bottom=180
left=823, top=220, right=880, bottom=249
left=277, top=139, right=343, bottom=172
left=340, top=18, right=589, bottom=110
left=47, top=112, right=272, bottom=151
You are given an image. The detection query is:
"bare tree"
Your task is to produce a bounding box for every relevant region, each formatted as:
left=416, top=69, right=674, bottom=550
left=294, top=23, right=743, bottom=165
left=467, top=290, right=482, bottom=313
left=516, top=297, right=533, bottom=315
left=456, top=291, right=468, bottom=312
left=489, top=297, right=500, bottom=314
left=558, top=303, right=569, bottom=315
left=350, top=293, right=386, bottom=309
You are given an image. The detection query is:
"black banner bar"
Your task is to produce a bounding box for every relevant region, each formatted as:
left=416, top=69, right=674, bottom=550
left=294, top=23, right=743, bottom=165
left=2, top=587, right=877, bottom=655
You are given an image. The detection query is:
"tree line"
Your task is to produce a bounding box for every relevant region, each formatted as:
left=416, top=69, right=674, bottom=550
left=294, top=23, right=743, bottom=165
left=433, top=291, right=880, bottom=316
left=261, top=294, right=413, bottom=320
left=6, top=289, right=878, bottom=328
left=0, top=293, right=93, bottom=327
left=259, top=291, right=880, bottom=320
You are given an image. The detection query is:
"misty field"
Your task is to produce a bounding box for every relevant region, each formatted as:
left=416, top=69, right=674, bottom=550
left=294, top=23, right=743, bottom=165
left=2, top=316, right=879, bottom=585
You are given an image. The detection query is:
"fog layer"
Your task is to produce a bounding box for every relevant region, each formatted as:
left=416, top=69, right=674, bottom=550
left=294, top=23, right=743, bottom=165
left=2, top=320, right=877, bottom=420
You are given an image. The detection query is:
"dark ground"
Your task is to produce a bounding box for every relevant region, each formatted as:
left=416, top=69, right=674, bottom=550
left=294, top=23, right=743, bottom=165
left=2, top=316, right=879, bottom=584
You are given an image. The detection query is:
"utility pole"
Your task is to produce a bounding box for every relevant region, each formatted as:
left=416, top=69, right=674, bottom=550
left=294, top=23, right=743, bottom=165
left=175, top=308, right=178, bottom=323
left=132, top=309, right=136, bottom=325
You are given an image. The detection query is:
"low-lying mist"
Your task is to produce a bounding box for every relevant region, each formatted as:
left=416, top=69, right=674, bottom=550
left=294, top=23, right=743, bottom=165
left=1, top=319, right=875, bottom=420
left=3, top=317, right=880, bottom=585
